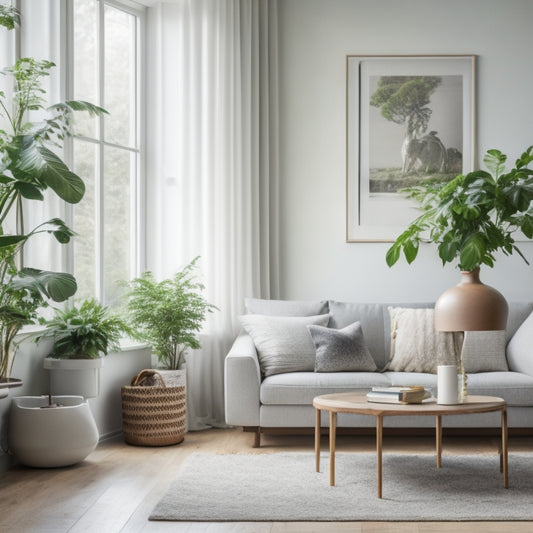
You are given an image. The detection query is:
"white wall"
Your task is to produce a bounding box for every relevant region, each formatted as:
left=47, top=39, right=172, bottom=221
left=277, top=0, right=533, bottom=303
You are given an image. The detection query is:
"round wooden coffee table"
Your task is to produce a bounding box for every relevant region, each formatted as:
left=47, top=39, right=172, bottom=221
left=313, top=392, right=508, bottom=498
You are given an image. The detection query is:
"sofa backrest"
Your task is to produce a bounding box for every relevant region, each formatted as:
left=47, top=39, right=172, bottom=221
left=328, top=301, right=434, bottom=369
left=243, top=298, right=533, bottom=372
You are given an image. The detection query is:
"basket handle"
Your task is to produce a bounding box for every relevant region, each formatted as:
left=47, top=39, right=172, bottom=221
left=131, top=369, right=167, bottom=387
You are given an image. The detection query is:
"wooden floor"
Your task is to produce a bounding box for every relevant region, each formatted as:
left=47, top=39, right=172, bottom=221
left=0, top=427, right=532, bottom=532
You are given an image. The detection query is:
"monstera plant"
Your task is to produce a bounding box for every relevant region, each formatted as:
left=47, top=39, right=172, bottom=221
left=0, top=6, right=106, bottom=382
left=386, top=146, right=533, bottom=271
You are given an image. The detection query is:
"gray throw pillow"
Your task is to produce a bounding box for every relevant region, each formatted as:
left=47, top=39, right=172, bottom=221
left=308, top=321, right=377, bottom=372
left=239, top=313, right=330, bottom=376
left=461, top=330, right=508, bottom=373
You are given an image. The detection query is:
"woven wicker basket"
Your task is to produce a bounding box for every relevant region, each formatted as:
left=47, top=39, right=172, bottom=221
left=121, top=369, right=186, bottom=446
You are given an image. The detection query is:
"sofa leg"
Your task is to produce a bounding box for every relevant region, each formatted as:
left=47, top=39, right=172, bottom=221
left=253, top=428, right=261, bottom=448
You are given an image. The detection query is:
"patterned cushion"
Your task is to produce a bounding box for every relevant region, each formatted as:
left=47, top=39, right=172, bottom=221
left=239, top=314, right=329, bottom=376
left=308, top=322, right=377, bottom=372
left=387, top=307, right=457, bottom=373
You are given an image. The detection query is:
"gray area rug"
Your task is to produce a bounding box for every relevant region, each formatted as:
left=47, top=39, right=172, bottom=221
left=150, top=452, right=533, bottom=522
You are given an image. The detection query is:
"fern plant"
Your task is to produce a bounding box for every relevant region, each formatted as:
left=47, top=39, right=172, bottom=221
left=123, top=258, right=217, bottom=370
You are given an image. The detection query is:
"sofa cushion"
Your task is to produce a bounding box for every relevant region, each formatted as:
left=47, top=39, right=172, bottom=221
left=382, top=371, right=438, bottom=390
left=260, top=371, right=391, bottom=405
left=461, top=330, right=508, bottom=373
left=239, top=314, right=329, bottom=376
left=387, top=307, right=457, bottom=373
left=308, top=321, right=377, bottom=372
left=462, top=372, right=533, bottom=406
left=244, top=298, right=328, bottom=316
left=507, top=310, right=533, bottom=375
left=384, top=370, right=533, bottom=406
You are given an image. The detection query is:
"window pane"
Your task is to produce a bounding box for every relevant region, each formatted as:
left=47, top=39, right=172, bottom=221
left=73, top=139, right=97, bottom=301
left=104, top=5, right=135, bottom=147
left=73, top=0, right=98, bottom=138
left=103, top=146, right=132, bottom=305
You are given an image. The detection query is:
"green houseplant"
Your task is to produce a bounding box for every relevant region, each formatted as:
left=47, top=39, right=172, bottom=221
left=123, top=257, right=217, bottom=372
left=0, top=6, right=107, bottom=383
left=386, top=146, right=533, bottom=270
left=37, top=299, right=131, bottom=359
left=37, top=299, right=131, bottom=398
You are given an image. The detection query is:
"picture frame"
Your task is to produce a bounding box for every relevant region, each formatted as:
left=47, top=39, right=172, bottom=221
left=346, top=55, right=476, bottom=242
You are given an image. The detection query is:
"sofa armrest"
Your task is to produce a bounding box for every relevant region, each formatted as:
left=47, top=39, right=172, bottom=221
left=224, top=333, right=261, bottom=426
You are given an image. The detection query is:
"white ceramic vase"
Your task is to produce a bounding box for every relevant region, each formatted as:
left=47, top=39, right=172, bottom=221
left=44, top=357, right=104, bottom=398
left=8, top=395, right=99, bottom=468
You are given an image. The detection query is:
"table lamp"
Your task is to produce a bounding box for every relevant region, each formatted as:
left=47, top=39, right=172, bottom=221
left=434, top=269, right=508, bottom=400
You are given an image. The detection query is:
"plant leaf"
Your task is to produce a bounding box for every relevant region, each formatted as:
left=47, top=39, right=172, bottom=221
left=0, top=235, right=26, bottom=247
left=483, top=149, right=507, bottom=180
left=14, top=268, right=77, bottom=302
left=35, top=146, right=85, bottom=203
left=14, top=181, right=44, bottom=200
left=459, top=233, right=486, bottom=271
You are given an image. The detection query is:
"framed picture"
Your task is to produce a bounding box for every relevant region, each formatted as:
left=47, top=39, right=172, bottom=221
left=346, top=55, right=476, bottom=242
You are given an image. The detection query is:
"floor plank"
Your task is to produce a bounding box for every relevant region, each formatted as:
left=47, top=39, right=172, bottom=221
left=0, top=428, right=531, bottom=533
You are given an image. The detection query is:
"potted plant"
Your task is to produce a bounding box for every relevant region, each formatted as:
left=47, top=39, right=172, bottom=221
left=0, top=6, right=107, bottom=387
left=386, top=146, right=533, bottom=397
left=120, top=257, right=216, bottom=445
left=386, top=146, right=533, bottom=271
left=37, top=299, right=131, bottom=398
left=123, top=257, right=217, bottom=381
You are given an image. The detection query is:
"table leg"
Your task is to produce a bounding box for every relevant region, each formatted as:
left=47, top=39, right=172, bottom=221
left=376, top=415, right=383, bottom=499
left=315, top=407, right=320, bottom=473
left=436, top=415, right=442, bottom=468
left=329, top=411, right=336, bottom=486
left=502, top=406, right=508, bottom=488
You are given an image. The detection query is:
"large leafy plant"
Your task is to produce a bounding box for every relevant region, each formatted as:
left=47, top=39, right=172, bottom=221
left=36, top=299, right=131, bottom=359
left=0, top=6, right=106, bottom=378
left=123, top=257, right=217, bottom=370
left=386, top=147, right=533, bottom=271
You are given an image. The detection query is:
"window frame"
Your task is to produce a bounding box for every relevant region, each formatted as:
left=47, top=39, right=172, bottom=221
left=63, top=0, right=146, bottom=303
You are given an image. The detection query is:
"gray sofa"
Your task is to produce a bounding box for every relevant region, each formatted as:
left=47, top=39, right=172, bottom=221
left=224, top=298, right=533, bottom=446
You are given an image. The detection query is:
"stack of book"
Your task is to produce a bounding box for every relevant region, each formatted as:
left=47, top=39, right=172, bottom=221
left=366, top=386, right=430, bottom=404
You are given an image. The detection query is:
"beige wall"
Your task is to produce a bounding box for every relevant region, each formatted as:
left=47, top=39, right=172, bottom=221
left=277, top=0, right=533, bottom=302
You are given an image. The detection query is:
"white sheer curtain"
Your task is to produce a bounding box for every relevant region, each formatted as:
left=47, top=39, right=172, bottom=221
left=1, top=0, right=64, bottom=275
left=145, top=0, right=279, bottom=429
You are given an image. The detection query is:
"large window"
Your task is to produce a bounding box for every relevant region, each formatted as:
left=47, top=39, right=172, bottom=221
left=68, top=0, right=143, bottom=305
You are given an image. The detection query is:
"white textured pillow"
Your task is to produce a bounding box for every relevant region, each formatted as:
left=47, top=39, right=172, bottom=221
left=387, top=307, right=457, bottom=373
left=239, top=314, right=329, bottom=376
left=461, top=330, right=508, bottom=373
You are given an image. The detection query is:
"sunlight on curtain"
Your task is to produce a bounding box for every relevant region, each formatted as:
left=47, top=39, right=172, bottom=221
left=145, top=0, right=279, bottom=429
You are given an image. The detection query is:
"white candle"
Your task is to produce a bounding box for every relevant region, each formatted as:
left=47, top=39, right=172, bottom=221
left=437, top=365, right=458, bottom=405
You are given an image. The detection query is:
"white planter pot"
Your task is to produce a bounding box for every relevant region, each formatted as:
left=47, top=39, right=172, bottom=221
left=155, top=368, right=186, bottom=388
left=8, top=395, right=99, bottom=468
left=44, top=357, right=104, bottom=399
